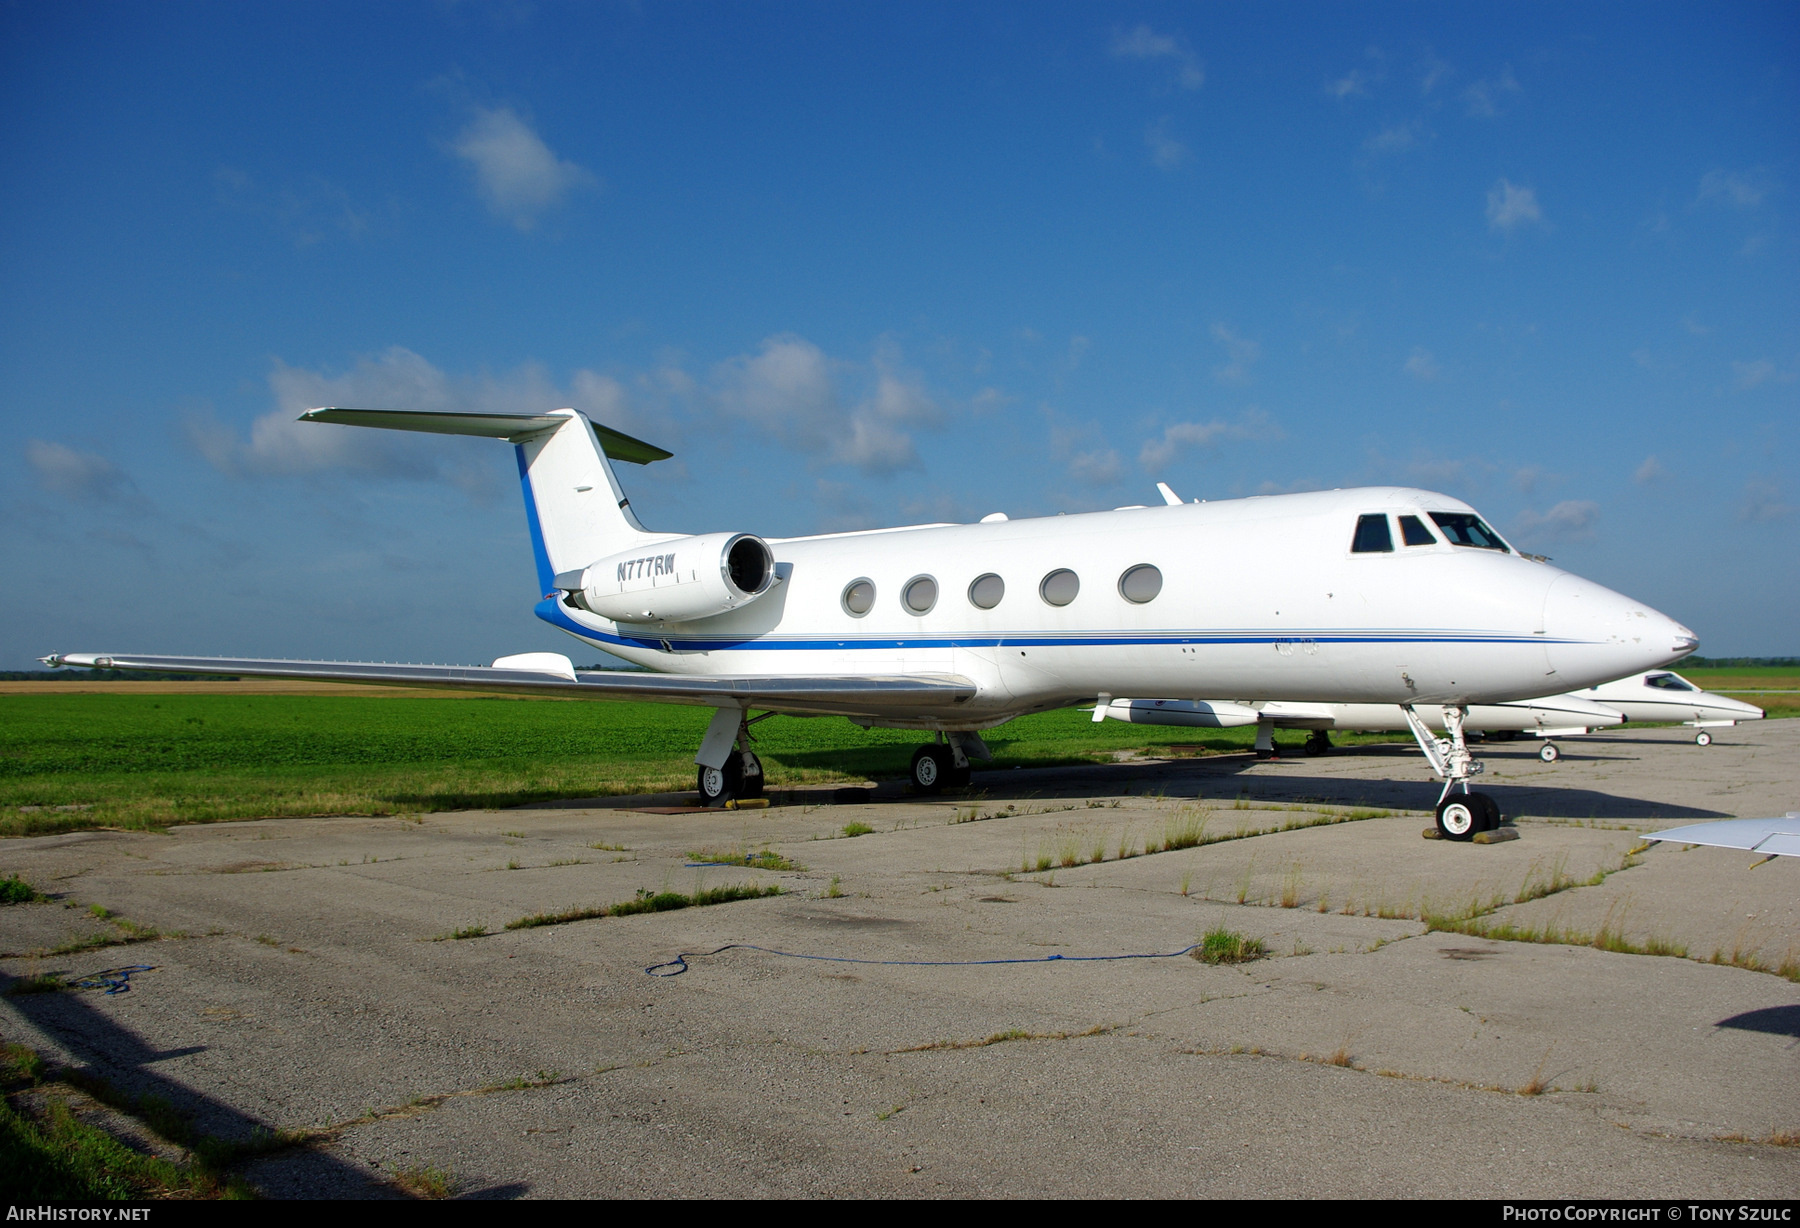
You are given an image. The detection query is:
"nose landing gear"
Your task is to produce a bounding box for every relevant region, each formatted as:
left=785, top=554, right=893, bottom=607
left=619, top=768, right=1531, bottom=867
left=1405, top=704, right=1502, bottom=842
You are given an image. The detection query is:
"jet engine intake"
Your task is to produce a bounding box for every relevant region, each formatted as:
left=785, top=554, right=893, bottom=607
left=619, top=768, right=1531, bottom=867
left=559, top=532, right=775, bottom=624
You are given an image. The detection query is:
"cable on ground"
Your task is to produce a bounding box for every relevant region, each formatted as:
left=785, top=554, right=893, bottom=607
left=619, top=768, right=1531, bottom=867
left=71, top=965, right=156, bottom=994
left=646, top=942, right=1201, bottom=977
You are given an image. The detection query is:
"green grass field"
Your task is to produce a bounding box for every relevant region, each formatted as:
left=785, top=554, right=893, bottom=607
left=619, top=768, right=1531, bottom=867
left=2, top=669, right=1788, bottom=839
left=0, top=692, right=1322, bottom=837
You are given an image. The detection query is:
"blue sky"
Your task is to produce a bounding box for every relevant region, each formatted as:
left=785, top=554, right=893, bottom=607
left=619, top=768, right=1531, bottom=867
left=2, top=1, right=1795, bottom=668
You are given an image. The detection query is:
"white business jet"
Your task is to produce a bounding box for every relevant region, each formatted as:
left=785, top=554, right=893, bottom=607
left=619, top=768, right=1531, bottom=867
left=41, top=407, right=1698, bottom=842
left=1096, top=693, right=1625, bottom=762
left=1570, top=670, right=1764, bottom=745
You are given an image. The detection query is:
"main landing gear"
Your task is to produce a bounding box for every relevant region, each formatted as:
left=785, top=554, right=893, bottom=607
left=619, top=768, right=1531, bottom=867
left=908, top=732, right=989, bottom=794
left=694, top=707, right=766, bottom=807
left=1303, top=730, right=1333, bottom=757
left=1401, top=704, right=1503, bottom=842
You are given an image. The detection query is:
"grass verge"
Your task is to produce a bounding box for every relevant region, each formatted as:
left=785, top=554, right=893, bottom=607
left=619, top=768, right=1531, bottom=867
left=504, top=883, right=783, bottom=932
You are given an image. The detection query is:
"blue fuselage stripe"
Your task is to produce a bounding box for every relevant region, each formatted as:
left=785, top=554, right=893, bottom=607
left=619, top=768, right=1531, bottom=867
left=530, top=602, right=1558, bottom=654
left=517, top=446, right=556, bottom=598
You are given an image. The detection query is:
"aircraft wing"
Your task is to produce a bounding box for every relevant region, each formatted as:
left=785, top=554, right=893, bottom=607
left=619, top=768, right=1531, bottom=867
left=1642, top=814, right=1800, bottom=860
left=38, top=652, right=975, bottom=719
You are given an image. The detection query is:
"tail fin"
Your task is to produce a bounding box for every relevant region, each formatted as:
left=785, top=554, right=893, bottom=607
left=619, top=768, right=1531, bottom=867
left=300, top=407, right=673, bottom=593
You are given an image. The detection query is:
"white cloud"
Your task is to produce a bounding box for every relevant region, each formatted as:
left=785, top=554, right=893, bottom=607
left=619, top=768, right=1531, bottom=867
left=1364, top=123, right=1419, bottom=155
left=1740, top=478, right=1792, bottom=522
left=214, top=168, right=370, bottom=246
left=189, top=346, right=655, bottom=497
left=1698, top=169, right=1764, bottom=209
left=450, top=106, right=595, bottom=231
left=1513, top=499, right=1600, bottom=540
left=1731, top=358, right=1786, bottom=389
left=1419, top=52, right=1453, bottom=95
left=1328, top=69, right=1371, bottom=99
left=1138, top=409, right=1282, bottom=470
left=713, top=335, right=941, bottom=474
left=1211, top=324, right=1261, bottom=384
left=1463, top=66, right=1520, bottom=118
left=1109, top=25, right=1204, bottom=90
left=1404, top=347, right=1440, bottom=381
left=1144, top=119, right=1190, bottom=170
left=1512, top=465, right=1546, bottom=494
left=1634, top=456, right=1668, bottom=485
left=1486, top=179, right=1543, bottom=232
left=26, top=440, right=136, bottom=502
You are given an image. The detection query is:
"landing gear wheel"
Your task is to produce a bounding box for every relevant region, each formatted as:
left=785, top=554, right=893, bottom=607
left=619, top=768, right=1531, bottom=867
left=1539, top=742, right=1560, bottom=763
left=697, top=755, right=745, bottom=807
left=910, top=745, right=951, bottom=794
left=1694, top=731, right=1712, bottom=747
left=1303, top=730, right=1332, bottom=757
left=1435, top=795, right=1481, bottom=842
left=739, top=752, right=765, bottom=799
left=1472, top=792, right=1501, bottom=832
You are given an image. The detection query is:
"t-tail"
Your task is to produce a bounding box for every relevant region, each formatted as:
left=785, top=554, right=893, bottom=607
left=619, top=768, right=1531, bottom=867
left=299, top=407, right=773, bottom=624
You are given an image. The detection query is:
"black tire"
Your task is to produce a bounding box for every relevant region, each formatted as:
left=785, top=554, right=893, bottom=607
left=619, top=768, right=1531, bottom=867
left=947, top=763, right=972, bottom=789
left=740, top=752, right=765, bottom=799
left=1303, top=731, right=1332, bottom=757
left=910, top=745, right=950, bottom=794
left=698, top=755, right=744, bottom=807
left=1435, top=795, right=1480, bottom=841
left=1695, top=731, right=1712, bottom=747
left=1539, top=742, right=1560, bottom=763
left=1470, top=791, right=1501, bottom=832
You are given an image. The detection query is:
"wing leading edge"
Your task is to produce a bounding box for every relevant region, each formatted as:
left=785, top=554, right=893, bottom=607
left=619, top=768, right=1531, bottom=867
left=38, top=653, right=975, bottom=719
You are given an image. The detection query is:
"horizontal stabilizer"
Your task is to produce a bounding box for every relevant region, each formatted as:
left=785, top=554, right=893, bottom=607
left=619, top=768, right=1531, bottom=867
left=39, top=652, right=973, bottom=719
left=300, top=407, right=673, bottom=465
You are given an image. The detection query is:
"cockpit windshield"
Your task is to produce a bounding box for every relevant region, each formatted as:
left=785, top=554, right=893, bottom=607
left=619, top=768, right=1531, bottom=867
left=1644, top=672, right=1697, bottom=692
left=1428, top=512, right=1510, bottom=552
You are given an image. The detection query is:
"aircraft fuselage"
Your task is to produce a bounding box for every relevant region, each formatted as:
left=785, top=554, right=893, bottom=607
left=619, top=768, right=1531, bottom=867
left=535, top=486, right=1694, bottom=730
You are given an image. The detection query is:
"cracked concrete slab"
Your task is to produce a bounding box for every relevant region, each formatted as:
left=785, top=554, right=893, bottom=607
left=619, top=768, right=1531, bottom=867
left=2, top=719, right=1796, bottom=1197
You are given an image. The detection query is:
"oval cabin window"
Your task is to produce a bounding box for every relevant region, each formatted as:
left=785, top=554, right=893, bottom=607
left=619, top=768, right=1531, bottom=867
left=1040, top=569, right=1080, bottom=607
left=902, top=575, right=938, bottom=614
left=968, top=573, right=1005, bottom=610
left=1118, top=564, right=1162, bottom=603
left=842, top=579, right=875, bottom=616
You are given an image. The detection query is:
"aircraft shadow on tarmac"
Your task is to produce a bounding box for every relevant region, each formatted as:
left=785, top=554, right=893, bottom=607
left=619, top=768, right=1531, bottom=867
left=936, top=751, right=1735, bottom=823
left=0, top=968, right=406, bottom=1198
left=524, top=740, right=1731, bottom=823
left=1715, top=1005, right=1800, bottom=1040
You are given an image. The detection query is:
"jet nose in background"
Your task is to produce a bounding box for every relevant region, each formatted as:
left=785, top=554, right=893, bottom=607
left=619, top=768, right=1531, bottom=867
left=1542, top=573, right=1696, bottom=687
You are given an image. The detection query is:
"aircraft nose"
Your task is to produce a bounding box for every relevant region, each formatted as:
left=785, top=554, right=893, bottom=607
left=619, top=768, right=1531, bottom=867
left=1542, top=574, right=1696, bottom=687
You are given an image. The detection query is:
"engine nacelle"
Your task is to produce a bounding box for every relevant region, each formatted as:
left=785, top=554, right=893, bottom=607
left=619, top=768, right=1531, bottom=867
left=556, top=532, right=774, bottom=624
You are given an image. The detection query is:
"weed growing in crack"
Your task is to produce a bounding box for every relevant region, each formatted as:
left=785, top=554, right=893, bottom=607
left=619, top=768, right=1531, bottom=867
left=1192, top=927, right=1266, bottom=965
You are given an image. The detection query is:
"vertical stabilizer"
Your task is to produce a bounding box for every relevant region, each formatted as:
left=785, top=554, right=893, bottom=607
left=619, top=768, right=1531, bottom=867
left=514, top=411, right=665, bottom=591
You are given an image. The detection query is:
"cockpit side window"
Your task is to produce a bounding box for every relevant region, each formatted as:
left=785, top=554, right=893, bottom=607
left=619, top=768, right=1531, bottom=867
left=1351, top=513, right=1393, bottom=553
left=1398, top=514, right=1437, bottom=546
left=1645, top=672, right=1697, bottom=691
left=1428, top=511, right=1510, bottom=552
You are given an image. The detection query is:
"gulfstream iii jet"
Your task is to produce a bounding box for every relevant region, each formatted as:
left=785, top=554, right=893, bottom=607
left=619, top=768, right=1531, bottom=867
left=41, top=407, right=1699, bottom=839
